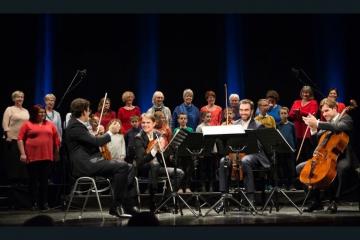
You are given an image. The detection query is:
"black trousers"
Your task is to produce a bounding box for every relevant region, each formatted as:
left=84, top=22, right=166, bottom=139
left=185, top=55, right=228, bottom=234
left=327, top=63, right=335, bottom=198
left=27, top=160, right=52, bottom=207
left=4, top=140, right=28, bottom=183
left=87, top=159, right=136, bottom=207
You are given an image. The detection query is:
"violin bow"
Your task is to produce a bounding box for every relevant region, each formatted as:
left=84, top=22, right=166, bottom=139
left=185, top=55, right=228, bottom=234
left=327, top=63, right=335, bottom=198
left=96, top=92, right=107, bottom=135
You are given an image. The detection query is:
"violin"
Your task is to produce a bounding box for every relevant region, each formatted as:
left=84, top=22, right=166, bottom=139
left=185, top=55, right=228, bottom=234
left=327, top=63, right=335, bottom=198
left=228, top=152, right=246, bottom=181
left=299, top=99, right=357, bottom=189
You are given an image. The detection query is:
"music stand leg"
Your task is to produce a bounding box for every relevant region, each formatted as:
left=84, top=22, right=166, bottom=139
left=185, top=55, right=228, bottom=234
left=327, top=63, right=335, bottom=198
left=155, top=192, right=198, bottom=217
left=262, top=187, right=302, bottom=214
left=301, top=188, right=312, bottom=211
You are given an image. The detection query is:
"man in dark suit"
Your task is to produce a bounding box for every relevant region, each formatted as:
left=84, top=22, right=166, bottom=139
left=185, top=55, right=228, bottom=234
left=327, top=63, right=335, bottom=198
left=298, top=98, right=358, bottom=213
left=65, top=98, right=138, bottom=217
left=218, top=99, right=270, bottom=208
left=134, top=113, right=184, bottom=211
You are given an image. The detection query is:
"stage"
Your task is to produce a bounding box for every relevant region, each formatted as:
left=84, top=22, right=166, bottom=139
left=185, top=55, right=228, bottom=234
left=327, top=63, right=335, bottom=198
left=1, top=190, right=360, bottom=227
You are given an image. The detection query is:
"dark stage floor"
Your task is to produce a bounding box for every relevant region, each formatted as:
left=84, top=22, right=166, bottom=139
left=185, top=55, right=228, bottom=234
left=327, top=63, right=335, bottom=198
left=1, top=202, right=360, bottom=227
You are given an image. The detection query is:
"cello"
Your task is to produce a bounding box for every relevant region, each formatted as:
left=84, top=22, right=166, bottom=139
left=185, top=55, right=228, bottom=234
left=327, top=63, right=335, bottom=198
left=299, top=99, right=357, bottom=189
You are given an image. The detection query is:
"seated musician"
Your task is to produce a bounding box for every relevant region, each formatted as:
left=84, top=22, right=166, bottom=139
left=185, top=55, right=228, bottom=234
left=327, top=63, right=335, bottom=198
left=134, top=113, right=184, bottom=211
left=65, top=98, right=138, bottom=217
left=217, top=99, right=270, bottom=210
left=297, top=98, right=358, bottom=213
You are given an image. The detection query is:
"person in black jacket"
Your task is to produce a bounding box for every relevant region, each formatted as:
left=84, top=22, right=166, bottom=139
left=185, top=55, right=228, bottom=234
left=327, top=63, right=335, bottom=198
left=134, top=113, right=184, bottom=211
left=298, top=98, right=359, bottom=213
left=65, top=98, right=138, bottom=217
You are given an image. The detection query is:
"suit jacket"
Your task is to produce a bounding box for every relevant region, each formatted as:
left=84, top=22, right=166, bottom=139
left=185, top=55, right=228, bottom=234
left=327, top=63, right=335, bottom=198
left=312, top=114, right=358, bottom=167
left=134, top=130, right=159, bottom=169
left=65, top=118, right=111, bottom=177
left=232, top=118, right=270, bottom=168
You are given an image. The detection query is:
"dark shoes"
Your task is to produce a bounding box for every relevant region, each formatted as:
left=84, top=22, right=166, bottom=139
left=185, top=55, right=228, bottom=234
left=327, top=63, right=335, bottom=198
left=109, top=205, right=140, bottom=218
left=326, top=201, right=338, bottom=214
left=123, top=206, right=140, bottom=216
left=303, top=202, right=324, bottom=212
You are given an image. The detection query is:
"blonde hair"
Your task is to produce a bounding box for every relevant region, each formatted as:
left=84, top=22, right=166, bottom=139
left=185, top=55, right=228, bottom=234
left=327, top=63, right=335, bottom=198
left=122, top=91, right=135, bottom=103
left=11, top=90, right=24, bottom=101
left=44, top=93, right=56, bottom=101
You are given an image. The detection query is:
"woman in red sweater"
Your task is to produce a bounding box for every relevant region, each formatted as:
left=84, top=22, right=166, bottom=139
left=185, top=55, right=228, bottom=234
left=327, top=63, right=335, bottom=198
left=117, top=91, right=141, bottom=134
left=94, top=97, right=116, bottom=128
left=17, top=105, right=60, bottom=211
left=289, top=86, right=318, bottom=163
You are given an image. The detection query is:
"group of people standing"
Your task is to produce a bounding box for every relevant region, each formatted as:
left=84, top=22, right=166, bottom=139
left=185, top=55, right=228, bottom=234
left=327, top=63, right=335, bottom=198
left=1, top=85, right=358, bottom=215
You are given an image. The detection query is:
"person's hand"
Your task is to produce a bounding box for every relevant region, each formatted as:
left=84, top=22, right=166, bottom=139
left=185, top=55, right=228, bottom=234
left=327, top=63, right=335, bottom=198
left=302, top=113, right=318, bottom=129
left=97, top=125, right=105, bottom=135
left=20, top=154, right=27, bottom=163
left=108, top=121, right=120, bottom=134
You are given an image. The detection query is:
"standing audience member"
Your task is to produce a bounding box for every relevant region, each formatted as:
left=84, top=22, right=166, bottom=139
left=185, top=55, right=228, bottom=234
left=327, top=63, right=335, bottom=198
left=117, top=91, right=141, bottom=134
left=229, top=93, right=240, bottom=121
left=2, top=90, right=30, bottom=184
left=255, top=99, right=276, bottom=128
left=44, top=94, right=62, bottom=140
left=94, top=97, right=116, bottom=129
left=147, top=91, right=172, bottom=127
left=200, top=90, right=222, bottom=126
left=277, top=107, right=297, bottom=190
left=255, top=90, right=282, bottom=123
left=289, top=85, right=318, bottom=163
left=106, top=119, right=126, bottom=162
left=124, top=115, right=141, bottom=164
left=172, top=89, right=200, bottom=131
left=17, top=105, right=60, bottom=211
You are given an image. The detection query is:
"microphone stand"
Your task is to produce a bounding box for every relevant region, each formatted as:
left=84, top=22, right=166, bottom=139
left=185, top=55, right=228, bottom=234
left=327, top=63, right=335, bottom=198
left=56, top=70, right=86, bottom=110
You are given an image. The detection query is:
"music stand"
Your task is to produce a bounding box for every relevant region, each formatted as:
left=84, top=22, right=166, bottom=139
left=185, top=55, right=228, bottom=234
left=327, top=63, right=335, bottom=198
left=202, top=125, right=257, bottom=216
left=154, top=129, right=198, bottom=216
left=255, top=128, right=302, bottom=214
left=177, top=132, right=213, bottom=215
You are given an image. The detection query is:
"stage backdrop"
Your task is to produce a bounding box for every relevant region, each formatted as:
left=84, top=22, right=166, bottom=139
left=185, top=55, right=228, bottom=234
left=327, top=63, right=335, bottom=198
left=0, top=15, right=359, bottom=179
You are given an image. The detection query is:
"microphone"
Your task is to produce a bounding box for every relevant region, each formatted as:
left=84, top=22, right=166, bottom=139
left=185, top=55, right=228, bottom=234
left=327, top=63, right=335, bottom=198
left=79, top=69, right=87, bottom=75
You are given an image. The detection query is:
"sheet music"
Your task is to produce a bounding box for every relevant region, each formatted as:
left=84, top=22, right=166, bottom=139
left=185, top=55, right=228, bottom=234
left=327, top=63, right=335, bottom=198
left=202, top=125, right=245, bottom=135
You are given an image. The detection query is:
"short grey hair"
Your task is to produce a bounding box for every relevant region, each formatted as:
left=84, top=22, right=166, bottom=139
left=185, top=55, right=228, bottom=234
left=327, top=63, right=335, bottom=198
left=152, top=91, right=165, bottom=104
left=229, top=93, right=240, bottom=101
left=183, top=89, right=194, bottom=98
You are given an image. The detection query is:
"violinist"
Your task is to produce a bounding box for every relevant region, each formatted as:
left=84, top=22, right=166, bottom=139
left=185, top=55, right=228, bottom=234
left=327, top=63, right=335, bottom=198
left=297, top=98, right=357, bottom=213
left=65, top=98, right=138, bottom=217
left=134, top=113, right=184, bottom=212
left=217, top=99, right=270, bottom=211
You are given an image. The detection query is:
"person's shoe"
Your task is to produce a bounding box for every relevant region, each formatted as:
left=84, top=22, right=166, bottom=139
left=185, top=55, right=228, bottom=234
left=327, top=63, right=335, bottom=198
left=326, top=201, right=338, bottom=214
left=303, top=202, right=323, bottom=212
left=109, top=205, right=123, bottom=218
left=185, top=188, right=192, bottom=193
left=209, top=185, right=214, bottom=192
left=289, top=185, right=297, bottom=191
left=123, top=205, right=140, bottom=216
left=201, top=185, right=207, bottom=192
left=177, top=188, right=184, bottom=194
left=214, top=201, right=224, bottom=214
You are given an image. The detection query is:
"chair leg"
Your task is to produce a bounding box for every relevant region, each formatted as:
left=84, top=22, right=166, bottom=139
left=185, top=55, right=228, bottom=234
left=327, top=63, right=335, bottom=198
left=80, top=187, right=91, bottom=219
left=63, top=179, right=80, bottom=222
left=135, top=177, right=141, bottom=209
left=91, top=179, right=104, bottom=221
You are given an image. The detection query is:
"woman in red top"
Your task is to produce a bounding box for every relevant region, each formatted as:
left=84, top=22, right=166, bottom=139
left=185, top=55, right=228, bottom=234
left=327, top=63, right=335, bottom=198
left=200, top=90, right=222, bottom=126
left=289, top=86, right=318, bottom=163
left=18, top=105, right=60, bottom=211
left=94, top=97, right=116, bottom=128
left=117, top=91, right=141, bottom=134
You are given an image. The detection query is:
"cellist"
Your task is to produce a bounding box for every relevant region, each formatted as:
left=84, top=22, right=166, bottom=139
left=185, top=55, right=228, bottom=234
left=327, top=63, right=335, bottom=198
left=297, top=98, right=358, bottom=213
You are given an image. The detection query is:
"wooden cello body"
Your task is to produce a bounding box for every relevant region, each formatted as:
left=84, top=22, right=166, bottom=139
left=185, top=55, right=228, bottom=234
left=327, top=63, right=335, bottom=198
left=299, top=129, right=349, bottom=189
